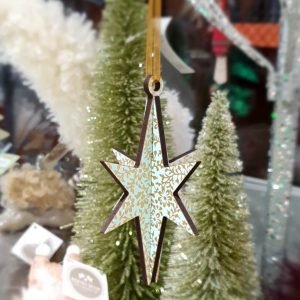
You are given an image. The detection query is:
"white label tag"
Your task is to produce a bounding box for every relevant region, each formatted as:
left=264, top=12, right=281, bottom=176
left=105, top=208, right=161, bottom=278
left=160, top=17, right=195, bottom=74
left=62, top=259, right=109, bottom=300
left=0, top=153, right=19, bottom=175
left=11, top=223, right=63, bottom=265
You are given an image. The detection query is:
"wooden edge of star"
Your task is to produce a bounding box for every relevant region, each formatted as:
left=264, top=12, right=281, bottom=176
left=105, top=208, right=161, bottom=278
left=100, top=160, right=129, bottom=233
left=173, top=160, right=200, bottom=236
left=134, top=216, right=156, bottom=283
left=147, top=216, right=167, bottom=283
left=169, top=149, right=195, bottom=164
left=113, top=148, right=136, bottom=164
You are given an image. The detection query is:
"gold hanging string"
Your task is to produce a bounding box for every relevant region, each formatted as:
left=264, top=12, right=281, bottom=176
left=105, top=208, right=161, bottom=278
left=146, top=0, right=161, bottom=81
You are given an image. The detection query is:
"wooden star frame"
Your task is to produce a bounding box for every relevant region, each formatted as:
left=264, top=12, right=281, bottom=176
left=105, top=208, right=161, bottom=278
left=100, top=77, right=200, bottom=284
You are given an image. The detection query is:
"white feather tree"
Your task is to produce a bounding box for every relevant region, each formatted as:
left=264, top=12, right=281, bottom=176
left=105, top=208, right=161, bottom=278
left=0, top=0, right=98, bottom=157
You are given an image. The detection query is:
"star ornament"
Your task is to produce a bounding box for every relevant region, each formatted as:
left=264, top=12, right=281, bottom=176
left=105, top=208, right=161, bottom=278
left=101, top=78, right=200, bottom=284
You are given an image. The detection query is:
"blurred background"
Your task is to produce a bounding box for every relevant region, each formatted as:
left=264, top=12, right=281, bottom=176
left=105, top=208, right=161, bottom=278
left=2, top=0, right=300, bottom=299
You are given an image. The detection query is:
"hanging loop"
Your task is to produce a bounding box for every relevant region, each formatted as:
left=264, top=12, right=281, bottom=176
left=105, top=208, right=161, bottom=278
left=144, top=76, right=164, bottom=97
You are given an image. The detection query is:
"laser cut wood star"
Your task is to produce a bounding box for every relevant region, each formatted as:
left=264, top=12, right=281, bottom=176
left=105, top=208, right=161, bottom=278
left=101, top=96, right=200, bottom=284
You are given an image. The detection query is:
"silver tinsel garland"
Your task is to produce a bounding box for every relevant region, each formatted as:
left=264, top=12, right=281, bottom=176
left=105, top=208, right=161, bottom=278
left=262, top=0, right=300, bottom=287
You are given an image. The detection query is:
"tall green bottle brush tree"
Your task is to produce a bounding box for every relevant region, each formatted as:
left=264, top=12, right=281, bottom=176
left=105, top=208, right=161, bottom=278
left=163, top=91, right=260, bottom=300
left=72, top=0, right=172, bottom=299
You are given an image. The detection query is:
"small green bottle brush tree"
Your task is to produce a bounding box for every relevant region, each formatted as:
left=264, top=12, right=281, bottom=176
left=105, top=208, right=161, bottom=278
left=163, top=91, right=260, bottom=300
